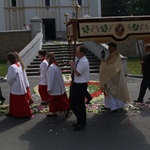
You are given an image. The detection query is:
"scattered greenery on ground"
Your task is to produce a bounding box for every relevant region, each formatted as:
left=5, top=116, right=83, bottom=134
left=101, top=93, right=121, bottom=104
left=0, top=75, right=149, bottom=115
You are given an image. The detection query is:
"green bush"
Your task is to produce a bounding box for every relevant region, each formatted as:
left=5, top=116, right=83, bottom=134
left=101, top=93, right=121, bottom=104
left=0, top=60, right=8, bottom=77
left=127, top=57, right=142, bottom=75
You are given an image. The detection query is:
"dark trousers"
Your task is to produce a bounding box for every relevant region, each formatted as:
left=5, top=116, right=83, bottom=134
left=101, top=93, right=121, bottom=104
left=0, top=86, right=3, bottom=98
left=0, top=86, right=2, bottom=96
left=137, top=77, right=150, bottom=101
left=0, top=86, right=5, bottom=101
left=70, top=82, right=87, bottom=126
left=85, top=90, right=92, bottom=101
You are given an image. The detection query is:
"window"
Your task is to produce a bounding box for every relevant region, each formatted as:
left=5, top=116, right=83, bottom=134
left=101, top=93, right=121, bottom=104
left=45, top=0, right=50, bottom=6
left=78, top=0, right=82, bottom=5
left=12, top=0, right=16, bottom=7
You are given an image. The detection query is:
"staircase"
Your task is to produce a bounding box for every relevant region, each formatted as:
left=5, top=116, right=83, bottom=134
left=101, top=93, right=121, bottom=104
left=26, top=44, right=101, bottom=76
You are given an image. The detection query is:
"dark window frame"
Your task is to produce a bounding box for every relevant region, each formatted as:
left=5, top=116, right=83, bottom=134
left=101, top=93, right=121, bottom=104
left=78, top=0, right=82, bottom=5
left=12, top=0, right=16, bottom=7
left=45, top=0, right=50, bottom=6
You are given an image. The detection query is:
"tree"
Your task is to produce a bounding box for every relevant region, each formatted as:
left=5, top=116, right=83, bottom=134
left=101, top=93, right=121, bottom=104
left=101, top=0, right=150, bottom=17
left=125, top=0, right=150, bottom=15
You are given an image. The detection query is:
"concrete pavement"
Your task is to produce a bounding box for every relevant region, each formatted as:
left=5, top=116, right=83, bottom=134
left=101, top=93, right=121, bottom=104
left=0, top=74, right=150, bottom=150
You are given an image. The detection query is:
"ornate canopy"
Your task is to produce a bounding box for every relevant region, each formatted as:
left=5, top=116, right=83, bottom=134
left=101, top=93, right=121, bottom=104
left=66, top=16, right=150, bottom=43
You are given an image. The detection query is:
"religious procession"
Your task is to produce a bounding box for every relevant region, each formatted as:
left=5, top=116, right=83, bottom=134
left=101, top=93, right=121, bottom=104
left=0, top=1, right=150, bottom=150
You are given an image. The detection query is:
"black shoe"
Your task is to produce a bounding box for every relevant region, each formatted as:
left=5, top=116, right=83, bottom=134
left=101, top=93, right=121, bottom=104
left=85, top=100, right=91, bottom=104
left=74, top=124, right=86, bottom=132
left=85, top=96, right=93, bottom=104
left=5, top=113, right=12, bottom=116
left=47, top=114, right=57, bottom=117
left=65, top=108, right=70, bottom=118
left=41, top=101, right=50, bottom=105
left=0, top=95, right=5, bottom=100
left=0, top=97, right=6, bottom=105
left=102, top=107, right=111, bottom=110
left=134, top=100, right=143, bottom=103
left=72, top=123, right=78, bottom=127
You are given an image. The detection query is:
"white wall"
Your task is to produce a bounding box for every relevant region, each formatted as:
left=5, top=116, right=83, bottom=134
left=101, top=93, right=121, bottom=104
left=24, top=9, right=37, bottom=25
left=60, top=0, right=72, bottom=6
left=23, top=0, right=36, bottom=6
left=89, top=0, right=101, bottom=17
left=0, top=1, right=5, bottom=30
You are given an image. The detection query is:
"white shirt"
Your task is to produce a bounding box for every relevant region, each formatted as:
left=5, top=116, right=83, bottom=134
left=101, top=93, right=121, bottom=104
left=39, top=59, right=48, bottom=85
left=74, top=56, right=90, bottom=83
left=47, top=64, right=65, bottom=95
left=7, top=63, right=27, bottom=95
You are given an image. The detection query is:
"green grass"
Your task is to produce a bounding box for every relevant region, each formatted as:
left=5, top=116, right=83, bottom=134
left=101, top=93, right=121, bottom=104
left=0, top=57, right=142, bottom=77
left=127, top=57, right=142, bottom=75
left=0, top=60, right=8, bottom=77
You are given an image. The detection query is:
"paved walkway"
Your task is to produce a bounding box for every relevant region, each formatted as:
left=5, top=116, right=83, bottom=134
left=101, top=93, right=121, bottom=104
left=0, top=74, right=150, bottom=150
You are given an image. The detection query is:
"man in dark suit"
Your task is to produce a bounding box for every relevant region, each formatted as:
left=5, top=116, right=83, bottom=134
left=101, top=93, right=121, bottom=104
left=135, top=44, right=150, bottom=103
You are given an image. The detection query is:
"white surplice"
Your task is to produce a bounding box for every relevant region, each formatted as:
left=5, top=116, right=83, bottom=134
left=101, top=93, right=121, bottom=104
left=7, top=64, right=27, bottom=95
left=47, top=64, right=65, bottom=95
left=17, top=62, right=29, bottom=88
left=39, top=60, right=48, bottom=85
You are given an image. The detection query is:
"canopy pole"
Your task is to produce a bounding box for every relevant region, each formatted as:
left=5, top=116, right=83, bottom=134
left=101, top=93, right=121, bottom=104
left=71, top=4, right=80, bottom=83
left=136, top=39, right=142, bottom=61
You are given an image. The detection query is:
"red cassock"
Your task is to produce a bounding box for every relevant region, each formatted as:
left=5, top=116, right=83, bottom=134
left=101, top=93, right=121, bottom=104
left=9, top=93, right=32, bottom=117
left=49, top=92, right=70, bottom=113
left=26, top=87, right=32, bottom=100
left=38, top=59, right=49, bottom=102
left=7, top=63, right=32, bottom=118
left=38, top=85, right=49, bottom=101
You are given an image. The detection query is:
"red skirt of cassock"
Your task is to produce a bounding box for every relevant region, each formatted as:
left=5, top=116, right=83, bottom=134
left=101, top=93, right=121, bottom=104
left=38, top=85, right=49, bottom=101
left=9, top=93, right=32, bottom=117
left=26, top=87, right=32, bottom=100
left=49, top=92, right=70, bottom=113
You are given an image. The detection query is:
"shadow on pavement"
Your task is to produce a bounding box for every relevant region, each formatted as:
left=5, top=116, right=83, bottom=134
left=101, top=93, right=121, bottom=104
left=0, top=114, right=31, bottom=134
left=17, top=111, right=150, bottom=150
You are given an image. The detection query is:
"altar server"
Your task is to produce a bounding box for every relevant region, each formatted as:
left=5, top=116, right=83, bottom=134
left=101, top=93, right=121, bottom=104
left=46, top=52, right=70, bottom=117
left=38, top=50, right=49, bottom=105
left=7, top=53, right=32, bottom=118
left=14, top=52, right=34, bottom=105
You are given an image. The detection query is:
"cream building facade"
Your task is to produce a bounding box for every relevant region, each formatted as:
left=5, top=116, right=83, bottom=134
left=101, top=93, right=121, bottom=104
left=0, top=0, right=101, bottom=33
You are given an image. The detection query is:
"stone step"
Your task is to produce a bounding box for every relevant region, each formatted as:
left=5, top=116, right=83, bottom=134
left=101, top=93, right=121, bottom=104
left=26, top=69, right=99, bottom=76
left=26, top=65, right=99, bottom=70
left=29, top=60, right=100, bottom=66
left=32, top=57, right=100, bottom=62
left=26, top=43, right=100, bottom=76
left=33, top=55, right=97, bottom=61
left=42, top=44, right=82, bottom=48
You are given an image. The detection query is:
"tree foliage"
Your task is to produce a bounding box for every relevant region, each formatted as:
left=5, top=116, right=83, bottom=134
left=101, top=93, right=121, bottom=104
left=101, top=0, right=150, bottom=16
